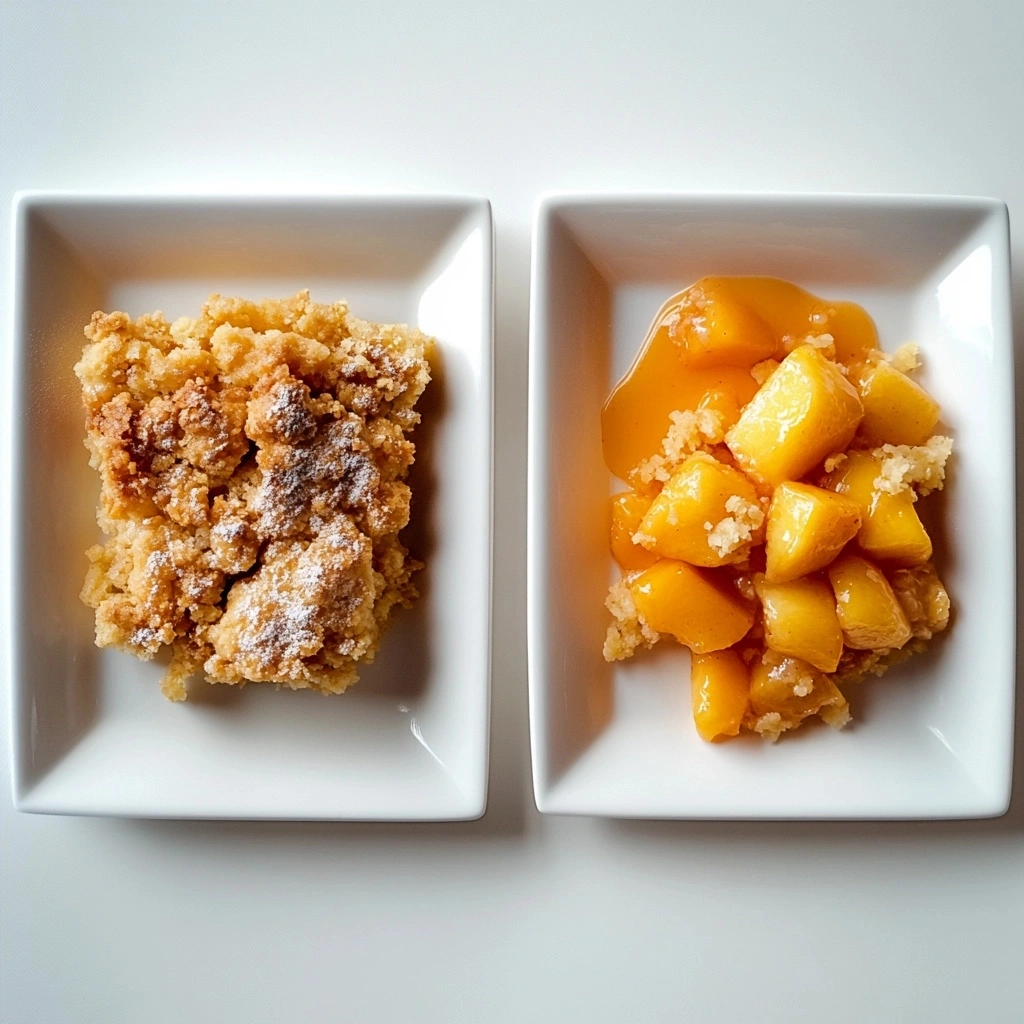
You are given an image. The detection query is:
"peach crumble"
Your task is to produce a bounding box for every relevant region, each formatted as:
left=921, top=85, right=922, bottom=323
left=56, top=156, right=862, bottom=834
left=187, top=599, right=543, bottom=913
left=602, top=276, right=952, bottom=743
left=75, top=291, right=432, bottom=701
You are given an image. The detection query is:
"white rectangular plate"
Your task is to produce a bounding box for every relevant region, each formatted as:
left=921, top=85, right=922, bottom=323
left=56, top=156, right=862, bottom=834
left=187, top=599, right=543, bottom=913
left=528, top=192, right=1014, bottom=819
left=7, top=193, right=493, bottom=819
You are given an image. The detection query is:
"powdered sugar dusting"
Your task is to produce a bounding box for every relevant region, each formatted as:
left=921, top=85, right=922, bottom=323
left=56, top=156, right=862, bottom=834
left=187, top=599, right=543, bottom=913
left=253, top=416, right=380, bottom=537
left=262, top=378, right=316, bottom=443
left=211, top=518, right=246, bottom=543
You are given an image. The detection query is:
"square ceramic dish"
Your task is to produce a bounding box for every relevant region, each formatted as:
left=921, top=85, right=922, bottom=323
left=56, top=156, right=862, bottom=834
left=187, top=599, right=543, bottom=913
left=528, top=192, right=1014, bottom=819
left=7, top=192, right=493, bottom=819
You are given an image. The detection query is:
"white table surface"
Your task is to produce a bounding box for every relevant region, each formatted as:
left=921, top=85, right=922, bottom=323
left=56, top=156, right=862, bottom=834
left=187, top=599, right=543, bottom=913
left=2, top=2, right=1022, bottom=1021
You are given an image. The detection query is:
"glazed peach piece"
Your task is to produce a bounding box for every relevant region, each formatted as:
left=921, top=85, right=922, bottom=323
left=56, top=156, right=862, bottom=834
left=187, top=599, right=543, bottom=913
left=827, top=553, right=912, bottom=650
left=670, top=282, right=777, bottom=369
left=609, top=492, right=657, bottom=571
left=826, top=451, right=932, bottom=566
left=725, top=345, right=863, bottom=487
left=629, top=560, right=754, bottom=654
left=748, top=650, right=849, bottom=742
left=690, top=650, right=750, bottom=742
left=636, top=453, right=765, bottom=567
left=755, top=577, right=844, bottom=673
left=854, top=359, right=940, bottom=446
left=601, top=275, right=953, bottom=742
left=764, top=482, right=862, bottom=583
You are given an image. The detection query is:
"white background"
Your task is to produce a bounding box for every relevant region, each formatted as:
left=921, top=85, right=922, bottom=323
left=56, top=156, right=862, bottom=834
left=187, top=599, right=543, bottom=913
left=2, top=1, right=1022, bottom=1021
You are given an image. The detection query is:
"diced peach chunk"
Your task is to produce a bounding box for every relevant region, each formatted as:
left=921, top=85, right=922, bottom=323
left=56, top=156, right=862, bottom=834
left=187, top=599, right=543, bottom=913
left=748, top=649, right=848, bottom=739
left=690, top=650, right=750, bottom=742
left=855, top=360, right=940, bottom=446
left=673, top=288, right=777, bottom=369
left=764, top=482, right=862, bottom=583
left=637, top=452, right=764, bottom=567
left=827, top=553, right=912, bottom=650
left=826, top=302, right=881, bottom=365
left=826, top=451, right=932, bottom=566
left=725, top=346, right=864, bottom=487
left=609, top=492, right=657, bottom=571
left=755, top=577, right=844, bottom=673
left=630, top=560, right=754, bottom=653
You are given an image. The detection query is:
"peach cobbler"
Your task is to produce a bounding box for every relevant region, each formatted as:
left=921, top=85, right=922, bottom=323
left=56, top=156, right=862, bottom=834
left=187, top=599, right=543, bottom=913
left=602, top=277, right=952, bottom=742
left=75, top=291, right=432, bottom=701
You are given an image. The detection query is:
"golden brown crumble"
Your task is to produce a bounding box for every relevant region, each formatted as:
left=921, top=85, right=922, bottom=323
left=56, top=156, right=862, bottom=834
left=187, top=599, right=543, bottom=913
left=76, top=291, right=433, bottom=701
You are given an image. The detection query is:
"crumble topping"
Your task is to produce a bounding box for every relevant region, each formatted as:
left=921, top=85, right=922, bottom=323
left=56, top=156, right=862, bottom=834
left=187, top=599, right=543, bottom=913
left=887, top=342, right=921, bottom=373
left=632, top=408, right=724, bottom=486
left=750, top=358, right=780, bottom=385
left=819, top=702, right=852, bottom=730
left=602, top=577, right=659, bottom=661
left=75, top=291, right=432, bottom=700
left=780, top=334, right=836, bottom=359
left=873, top=435, right=953, bottom=496
left=704, top=495, right=765, bottom=558
left=752, top=712, right=785, bottom=743
left=823, top=451, right=848, bottom=473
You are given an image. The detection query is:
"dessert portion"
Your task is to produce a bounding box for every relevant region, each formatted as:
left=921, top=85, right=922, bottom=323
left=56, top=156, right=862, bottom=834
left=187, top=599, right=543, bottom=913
left=602, top=277, right=951, bottom=742
left=75, top=291, right=433, bottom=701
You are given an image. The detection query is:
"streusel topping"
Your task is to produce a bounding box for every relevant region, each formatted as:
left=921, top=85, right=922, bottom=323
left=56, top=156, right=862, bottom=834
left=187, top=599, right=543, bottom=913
left=76, top=291, right=432, bottom=701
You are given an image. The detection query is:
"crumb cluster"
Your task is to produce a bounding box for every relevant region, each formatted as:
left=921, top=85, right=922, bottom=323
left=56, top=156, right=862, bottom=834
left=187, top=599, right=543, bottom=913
left=602, top=577, right=659, bottom=662
left=632, top=408, right=726, bottom=486
left=873, top=435, right=953, bottom=496
left=704, top=495, right=766, bottom=559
